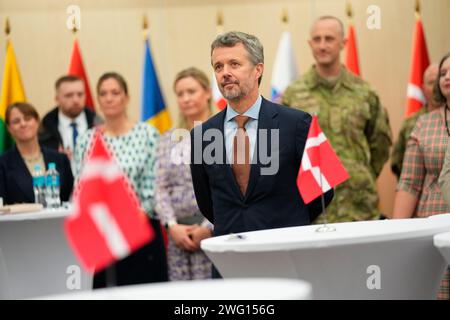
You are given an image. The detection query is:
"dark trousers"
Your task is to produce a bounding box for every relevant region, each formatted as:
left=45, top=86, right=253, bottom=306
left=212, top=265, right=223, bottom=279
left=93, top=218, right=168, bottom=289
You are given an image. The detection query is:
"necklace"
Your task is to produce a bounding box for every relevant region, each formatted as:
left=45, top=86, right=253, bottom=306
left=23, top=152, right=41, bottom=163
left=445, top=104, right=450, bottom=137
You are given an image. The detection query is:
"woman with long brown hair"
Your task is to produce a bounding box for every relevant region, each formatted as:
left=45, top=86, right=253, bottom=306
left=75, top=72, right=168, bottom=287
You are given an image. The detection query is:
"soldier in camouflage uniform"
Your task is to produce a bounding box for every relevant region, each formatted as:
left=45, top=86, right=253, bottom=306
left=282, top=16, right=392, bottom=222
left=391, top=63, right=441, bottom=179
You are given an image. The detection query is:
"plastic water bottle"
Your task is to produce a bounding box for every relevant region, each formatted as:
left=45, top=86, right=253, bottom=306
left=45, top=162, right=61, bottom=209
left=32, top=164, right=46, bottom=207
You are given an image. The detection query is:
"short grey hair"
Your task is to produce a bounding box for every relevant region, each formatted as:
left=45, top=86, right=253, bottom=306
left=211, top=31, right=264, bottom=65
left=211, top=31, right=264, bottom=84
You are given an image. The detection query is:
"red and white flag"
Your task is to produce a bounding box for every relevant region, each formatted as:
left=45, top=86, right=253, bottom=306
left=65, top=131, right=154, bottom=273
left=405, top=18, right=430, bottom=117
left=297, top=116, right=349, bottom=204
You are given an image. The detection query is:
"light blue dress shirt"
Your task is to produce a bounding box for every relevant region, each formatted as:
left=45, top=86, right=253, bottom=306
left=224, top=95, right=262, bottom=164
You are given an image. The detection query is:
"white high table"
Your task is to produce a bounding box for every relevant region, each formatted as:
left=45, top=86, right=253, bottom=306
left=434, top=231, right=450, bottom=265
left=201, top=214, right=450, bottom=299
left=0, top=208, right=92, bottom=299
left=41, top=278, right=312, bottom=300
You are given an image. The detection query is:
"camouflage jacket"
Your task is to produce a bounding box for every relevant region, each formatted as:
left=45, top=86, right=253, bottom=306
left=282, top=66, right=392, bottom=222
left=391, top=107, right=427, bottom=179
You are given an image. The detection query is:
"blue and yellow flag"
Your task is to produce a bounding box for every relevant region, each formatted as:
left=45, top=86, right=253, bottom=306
left=140, top=39, right=171, bottom=133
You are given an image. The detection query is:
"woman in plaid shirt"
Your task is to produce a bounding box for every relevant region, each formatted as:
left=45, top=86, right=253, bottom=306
left=393, top=52, right=450, bottom=299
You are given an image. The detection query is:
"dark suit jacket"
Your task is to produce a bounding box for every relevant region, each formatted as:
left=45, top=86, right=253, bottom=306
left=38, top=107, right=99, bottom=150
left=0, top=145, right=74, bottom=205
left=190, top=97, right=334, bottom=236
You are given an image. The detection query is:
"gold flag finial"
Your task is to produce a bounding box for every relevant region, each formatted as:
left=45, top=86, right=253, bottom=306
left=281, top=9, right=289, bottom=24
left=415, top=0, right=421, bottom=18
left=216, top=10, right=224, bottom=34
left=142, top=14, right=149, bottom=40
left=5, top=17, right=10, bottom=36
left=143, top=14, right=149, bottom=30
left=71, top=16, right=78, bottom=34
left=346, top=1, right=353, bottom=19
left=216, top=11, right=224, bottom=28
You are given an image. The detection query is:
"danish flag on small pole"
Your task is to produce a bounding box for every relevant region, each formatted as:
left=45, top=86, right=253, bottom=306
left=297, top=115, right=349, bottom=204
left=65, top=130, right=154, bottom=273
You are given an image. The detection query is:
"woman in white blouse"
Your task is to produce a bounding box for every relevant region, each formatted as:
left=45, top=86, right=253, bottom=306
left=75, top=72, right=168, bottom=288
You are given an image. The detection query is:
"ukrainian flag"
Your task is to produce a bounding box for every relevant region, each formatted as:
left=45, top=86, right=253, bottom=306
left=0, top=40, right=26, bottom=154
left=140, top=39, right=171, bottom=133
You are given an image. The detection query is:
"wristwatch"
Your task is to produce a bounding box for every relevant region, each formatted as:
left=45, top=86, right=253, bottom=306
left=166, top=220, right=178, bottom=228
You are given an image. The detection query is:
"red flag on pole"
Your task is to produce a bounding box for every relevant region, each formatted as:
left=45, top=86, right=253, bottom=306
left=405, top=18, right=430, bottom=117
left=64, top=131, right=154, bottom=273
left=345, top=24, right=361, bottom=76
left=68, top=39, right=95, bottom=111
left=297, top=116, right=349, bottom=204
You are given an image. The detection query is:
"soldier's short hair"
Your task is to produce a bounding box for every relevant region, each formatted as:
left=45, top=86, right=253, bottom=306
left=55, top=75, right=83, bottom=91
left=211, top=31, right=264, bottom=85
left=311, top=15, right=345, bottom=38
left=434, top=52, right=450, bottom=104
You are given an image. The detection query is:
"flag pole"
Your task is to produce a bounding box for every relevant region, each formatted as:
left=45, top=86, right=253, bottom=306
left=216, top=10, right=224, bottom=34
left=281, top=8, right=288, bottom=30
left=346, top=1, right=353, bottom=31
left=143, top=14, right=149, bottom=41
left=346, top=1, right=353, bottom=22
left=71, top=16, right=78, bottom=35
left=71, top=15, right=78, bottom=44
left=315, top=165, right=336, bottom=233
left=4, top=17, right=10, bottom=49
left=415, top=0, right=421, bottom=20
left=5, top=17, right=10, bottom=37
left=314, top=114, right=336, bottom=233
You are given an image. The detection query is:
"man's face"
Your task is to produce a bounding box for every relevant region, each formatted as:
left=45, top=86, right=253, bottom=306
left=423, top=65, right=439, bottom=105
left=56, top=80, right=86, bottom=118
left=211, top=43, right=263, bottom=102
left=308, top=19, right=345, bottom=68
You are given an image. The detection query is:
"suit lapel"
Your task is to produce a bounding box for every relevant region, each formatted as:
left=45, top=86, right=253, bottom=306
left=10, top=147, right=35, bottom=203
left=44, top=109, right=63, bottom=147
left=244, top=98, right=279, bottom=200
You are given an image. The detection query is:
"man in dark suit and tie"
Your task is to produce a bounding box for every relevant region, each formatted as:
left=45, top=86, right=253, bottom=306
left=39, top=75, right=101, bottom=172
left=190, top=31, right=334, bottom=240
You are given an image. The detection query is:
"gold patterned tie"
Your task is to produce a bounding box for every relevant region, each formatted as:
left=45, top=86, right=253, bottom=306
left=232, top=115, right=251, bottom=196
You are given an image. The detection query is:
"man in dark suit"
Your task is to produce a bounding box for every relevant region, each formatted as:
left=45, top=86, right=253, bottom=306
left=39, top=75, right=100, bottom=170
left=190, top=31, right=334, bottom=239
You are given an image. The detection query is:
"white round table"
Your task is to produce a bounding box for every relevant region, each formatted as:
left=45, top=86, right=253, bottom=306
left=40, top=278, right=312, bottom=300
left=434, top=231, right=450, bottom=264
left=0, top=208, right=92, bottom=299
left=202, top=214, right=450, bottom=299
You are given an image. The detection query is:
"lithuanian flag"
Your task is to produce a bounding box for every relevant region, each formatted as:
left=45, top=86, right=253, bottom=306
left=0, top=40, right=26, bottom=153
